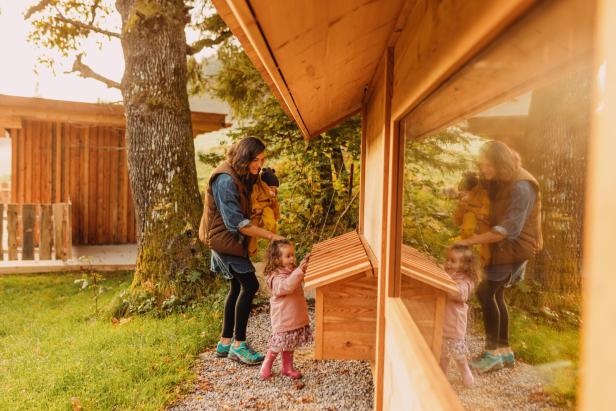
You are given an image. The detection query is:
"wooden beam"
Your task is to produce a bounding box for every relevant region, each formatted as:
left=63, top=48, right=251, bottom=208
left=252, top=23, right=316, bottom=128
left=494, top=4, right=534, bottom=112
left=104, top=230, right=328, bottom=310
left=212, top=0, right=311, bottom=138
left=579, top=0, right=616, bottom=408
left=391, top=0, right=535, bottom=121
left=402, top=0, right=595, bottom=140
left=374, top=48, right=394, bottom=411
left=384, top=298, right=462, bottom=410
left=0, top=94, right=227, bottom=134
left=358, top=106, right=367, bottom=234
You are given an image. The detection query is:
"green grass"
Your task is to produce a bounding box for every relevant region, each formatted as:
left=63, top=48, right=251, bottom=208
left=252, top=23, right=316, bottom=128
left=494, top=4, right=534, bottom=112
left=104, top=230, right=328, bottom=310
left=0, top=272, right=225, bottom=411
left=474, top=306, right=580, bottom=407
left=508, top=309, right=579, bottom=407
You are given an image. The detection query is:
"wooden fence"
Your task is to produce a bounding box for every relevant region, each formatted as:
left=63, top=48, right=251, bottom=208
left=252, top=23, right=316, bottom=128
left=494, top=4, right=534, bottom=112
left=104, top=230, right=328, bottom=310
left=0, top=202, right=72, bottom=261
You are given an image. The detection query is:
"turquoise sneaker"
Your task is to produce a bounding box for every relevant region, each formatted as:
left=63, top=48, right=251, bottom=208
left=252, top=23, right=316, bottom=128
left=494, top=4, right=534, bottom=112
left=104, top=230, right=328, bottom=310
left=216, top=341, right=232, bottom=358
left=501, top=352, right=515, bottom=368
left=228, top=342, right=264, bottom=365
left=470, top=351, right=503, bottom=373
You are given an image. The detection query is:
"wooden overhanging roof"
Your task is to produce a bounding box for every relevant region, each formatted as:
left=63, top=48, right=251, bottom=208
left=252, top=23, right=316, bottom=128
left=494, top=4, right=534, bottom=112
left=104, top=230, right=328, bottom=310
left=401, top=245, right=458, bottom=294
left=304, top=231, right=375, bottom=289
left=0, top=94, right=229, bottom=136
left=212, top=0, right=409, bottom=139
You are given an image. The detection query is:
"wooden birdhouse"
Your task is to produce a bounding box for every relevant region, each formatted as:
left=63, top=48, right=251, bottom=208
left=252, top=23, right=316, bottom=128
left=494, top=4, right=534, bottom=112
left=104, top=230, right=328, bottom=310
left=399, top=245, right=459, bottom=361
left=305, top=231, right=457, bottom=363
left=304, top=230, right=377, bottom=361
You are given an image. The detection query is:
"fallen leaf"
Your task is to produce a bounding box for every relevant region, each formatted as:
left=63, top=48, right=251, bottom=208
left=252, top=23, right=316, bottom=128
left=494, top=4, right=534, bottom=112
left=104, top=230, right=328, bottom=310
left=70, top=397, right=82, bottom=411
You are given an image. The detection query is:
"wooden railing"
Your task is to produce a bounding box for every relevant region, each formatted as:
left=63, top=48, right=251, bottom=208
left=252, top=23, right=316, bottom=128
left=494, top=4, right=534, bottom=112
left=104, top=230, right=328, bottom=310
left=0, top=202, right=72, bottom=261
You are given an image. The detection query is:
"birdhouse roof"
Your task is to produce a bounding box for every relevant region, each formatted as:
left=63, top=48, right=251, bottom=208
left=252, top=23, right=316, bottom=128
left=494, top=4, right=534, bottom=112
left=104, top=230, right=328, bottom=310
left=304, top=231, right=375, bottom=289
left=401, top=245, right=458, bottom=294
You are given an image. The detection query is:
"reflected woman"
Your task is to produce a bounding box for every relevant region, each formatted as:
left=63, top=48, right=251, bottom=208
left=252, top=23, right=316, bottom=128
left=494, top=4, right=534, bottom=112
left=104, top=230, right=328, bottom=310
left=456, top=140, right=543, bottom=373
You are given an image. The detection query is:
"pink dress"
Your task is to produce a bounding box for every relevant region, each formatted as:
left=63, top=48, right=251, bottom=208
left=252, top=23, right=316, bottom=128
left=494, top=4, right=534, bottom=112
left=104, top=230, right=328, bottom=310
left=267, top=266, right=313, bottom=351
left=442, top=272, right=475, bottom=360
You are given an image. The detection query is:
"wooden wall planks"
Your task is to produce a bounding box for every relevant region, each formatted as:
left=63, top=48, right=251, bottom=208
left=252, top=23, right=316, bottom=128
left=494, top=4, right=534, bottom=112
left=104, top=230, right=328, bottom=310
left=8, top=120, right=137, bottom=245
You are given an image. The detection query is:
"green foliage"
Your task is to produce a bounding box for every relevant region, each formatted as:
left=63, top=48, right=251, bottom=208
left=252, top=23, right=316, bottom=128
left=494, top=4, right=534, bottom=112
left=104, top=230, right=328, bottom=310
left=74, top=256, right=110, bottom=317
left=26, top=0, right=118, bottom=61
left=402, top=127, right=478, bottom=259
left=0, top=272, right=227, bottom=410
left=202, top=42, right=361, bottom=257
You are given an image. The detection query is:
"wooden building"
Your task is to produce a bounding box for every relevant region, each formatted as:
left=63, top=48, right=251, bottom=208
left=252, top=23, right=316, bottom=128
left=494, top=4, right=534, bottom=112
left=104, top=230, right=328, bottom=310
left=0, top=94, right=227, bottom=246
left=214, top=1, right=610, bottom=410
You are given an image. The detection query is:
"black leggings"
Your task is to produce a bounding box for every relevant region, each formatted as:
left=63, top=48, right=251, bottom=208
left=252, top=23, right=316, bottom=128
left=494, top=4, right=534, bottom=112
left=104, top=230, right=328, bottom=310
left=221, top=271, right=260, bottom=341
left=476, top=278, right=509, bottom=350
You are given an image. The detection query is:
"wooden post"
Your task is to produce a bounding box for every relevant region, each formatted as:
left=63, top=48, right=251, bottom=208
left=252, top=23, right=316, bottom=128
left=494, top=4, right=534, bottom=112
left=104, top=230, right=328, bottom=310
left=39, top=204, right=53, bottom=260
left=0, top=204, right=4, bottom=261
left=7, top=204, right=18, bottom=261
left=22, top=204, right=35, bottom=260
left=374, top=48, right=395, bottom=411
left=65, top=202, right=72, bottom=260
left=53, top=203, right=65, bottom=260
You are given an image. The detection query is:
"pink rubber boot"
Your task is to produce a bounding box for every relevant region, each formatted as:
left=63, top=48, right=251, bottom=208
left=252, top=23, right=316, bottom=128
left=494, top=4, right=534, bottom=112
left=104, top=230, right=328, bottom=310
left=456, top=359, right=475, bottom=387
left=280, top=351, right=302, bottom=379
left=259, top=349, right=278, bottom=380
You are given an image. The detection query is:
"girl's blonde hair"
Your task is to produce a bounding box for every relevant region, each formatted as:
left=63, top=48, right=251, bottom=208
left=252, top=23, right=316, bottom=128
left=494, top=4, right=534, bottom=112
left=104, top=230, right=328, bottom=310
left=264, top=239, right=293, bottom=276
left=447, top=244, right=482, bottom=284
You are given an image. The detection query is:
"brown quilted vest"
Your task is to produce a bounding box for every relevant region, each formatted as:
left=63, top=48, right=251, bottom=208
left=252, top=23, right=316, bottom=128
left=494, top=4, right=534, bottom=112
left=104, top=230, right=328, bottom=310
left=199, top=162, right=251, bottom=257
left=489, top=168, right=543, bottom=265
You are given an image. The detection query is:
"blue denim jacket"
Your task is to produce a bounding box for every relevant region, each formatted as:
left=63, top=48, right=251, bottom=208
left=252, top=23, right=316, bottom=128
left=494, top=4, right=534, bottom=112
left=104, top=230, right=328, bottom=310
left=486, top=180, right=537, bottom=282
left=209, top=173, right=255, bottom=279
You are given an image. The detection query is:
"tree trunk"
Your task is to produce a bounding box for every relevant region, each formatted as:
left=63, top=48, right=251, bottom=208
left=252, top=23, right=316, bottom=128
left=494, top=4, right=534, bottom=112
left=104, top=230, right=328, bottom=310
left=117, top=0, right=207, bottom=302
left=513, top=68, right=591, bottom=310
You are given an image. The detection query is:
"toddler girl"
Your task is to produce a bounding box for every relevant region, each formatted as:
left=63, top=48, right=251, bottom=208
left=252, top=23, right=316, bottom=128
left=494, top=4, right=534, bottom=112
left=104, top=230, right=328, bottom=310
left=260, top=240, right=312, bottom=380
left=441, top=244, right=481, bottom=387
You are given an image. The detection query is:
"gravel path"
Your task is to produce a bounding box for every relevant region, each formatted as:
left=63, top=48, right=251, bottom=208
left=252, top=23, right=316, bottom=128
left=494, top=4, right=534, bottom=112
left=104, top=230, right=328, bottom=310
left=170, top=301, right=561, bottom=411
left=169, top=304, right=374, bottom=411
left=449, top=334, right=563, bottom=410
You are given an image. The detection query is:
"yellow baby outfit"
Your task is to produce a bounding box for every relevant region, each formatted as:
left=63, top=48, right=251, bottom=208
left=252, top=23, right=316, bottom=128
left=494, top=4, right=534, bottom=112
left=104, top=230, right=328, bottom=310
left=249, top=176, right=280, bottom=256
left=453, top=184, right=491, bottom=266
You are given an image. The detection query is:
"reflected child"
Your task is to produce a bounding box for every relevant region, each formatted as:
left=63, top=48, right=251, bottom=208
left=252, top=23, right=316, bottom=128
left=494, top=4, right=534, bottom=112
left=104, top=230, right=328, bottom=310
left=440, top=244, right=481, bottom=387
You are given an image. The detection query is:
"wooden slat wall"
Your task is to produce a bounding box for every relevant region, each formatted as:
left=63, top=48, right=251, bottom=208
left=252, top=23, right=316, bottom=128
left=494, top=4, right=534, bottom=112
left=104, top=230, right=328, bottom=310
left=321, top=276, right=378, bottom=360
left=9, top=120, right=137, bottom=245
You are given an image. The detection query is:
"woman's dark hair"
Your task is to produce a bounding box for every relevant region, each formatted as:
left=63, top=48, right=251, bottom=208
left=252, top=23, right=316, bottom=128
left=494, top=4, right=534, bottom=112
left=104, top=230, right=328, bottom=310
left=264, top=239, right=293, bottom=276
left=226, top=137, right=266, bottom=177
left=479, top=140, right=521, bottom=182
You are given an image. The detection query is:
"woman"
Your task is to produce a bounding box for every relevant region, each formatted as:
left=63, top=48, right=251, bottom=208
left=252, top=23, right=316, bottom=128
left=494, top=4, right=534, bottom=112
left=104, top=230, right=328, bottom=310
left=199, top=137, right=284, bottom=365
left=456, top=140, right=543, bottom=373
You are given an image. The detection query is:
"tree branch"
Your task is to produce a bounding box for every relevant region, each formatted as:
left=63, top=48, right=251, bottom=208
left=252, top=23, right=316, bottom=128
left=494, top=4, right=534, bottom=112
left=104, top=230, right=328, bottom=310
left=68, top=54, right=121, bottom=89
left=55, top=14, right=120, bottom=38
left=186, top=31, right=231, bottom=55
left=24, top=0, right=53, bottom=19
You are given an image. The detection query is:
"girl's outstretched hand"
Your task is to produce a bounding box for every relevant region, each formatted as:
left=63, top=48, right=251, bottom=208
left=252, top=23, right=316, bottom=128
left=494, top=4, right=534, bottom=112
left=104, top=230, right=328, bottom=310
left=270, top=233, right=285, bottom=241
left=299, top=253, right=311, bottom=271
